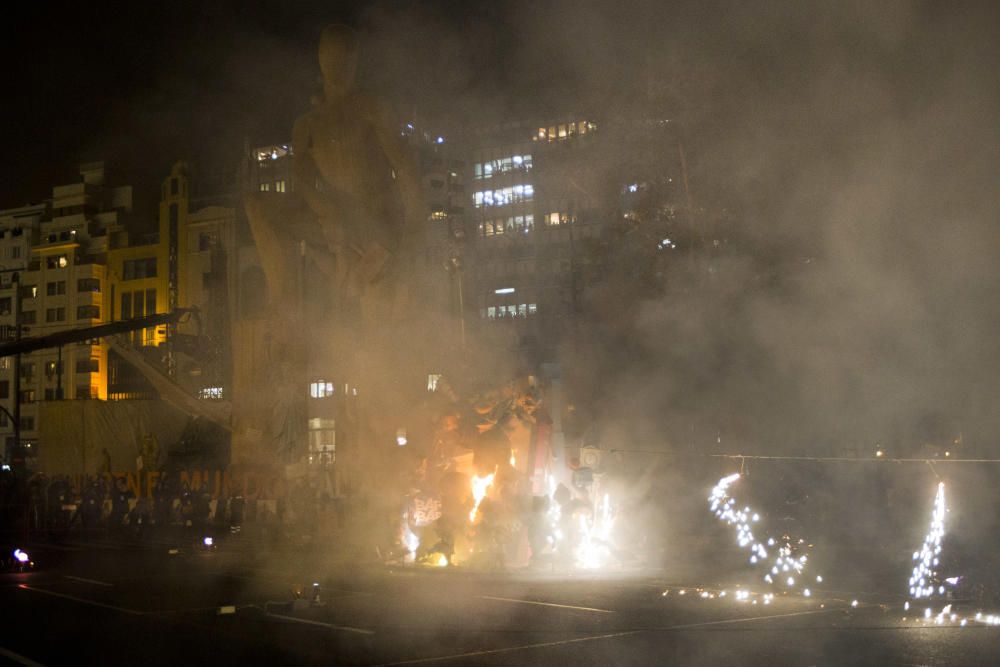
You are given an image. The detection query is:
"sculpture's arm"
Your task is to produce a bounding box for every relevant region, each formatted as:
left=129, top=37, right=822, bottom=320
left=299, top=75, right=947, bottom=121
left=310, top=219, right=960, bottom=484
left=368, top=99, right=426, bottom=234
left=292, top=115, right=338, bottom=221
left=291, top=113, right=368, bottom=254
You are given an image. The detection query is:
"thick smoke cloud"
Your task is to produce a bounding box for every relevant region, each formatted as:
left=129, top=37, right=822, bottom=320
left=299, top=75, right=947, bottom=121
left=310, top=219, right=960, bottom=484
left=511, top=1, right=1000, bottom=455
left=2, top=0, right=995, bottom=460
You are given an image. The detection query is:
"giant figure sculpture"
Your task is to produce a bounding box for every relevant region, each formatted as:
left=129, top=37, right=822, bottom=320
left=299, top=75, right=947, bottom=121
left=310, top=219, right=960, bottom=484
left=235, top=25, right=425, bottom=470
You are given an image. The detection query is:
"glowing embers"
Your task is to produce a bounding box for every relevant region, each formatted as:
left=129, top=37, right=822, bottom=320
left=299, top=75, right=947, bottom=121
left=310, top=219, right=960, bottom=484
left=708, top=473, right=820, bottom=597
left=661, top=586, right=778, bottom=606
left=908, top=482, right=946, bottom=600
left=469, top=469, right=497, bottom=523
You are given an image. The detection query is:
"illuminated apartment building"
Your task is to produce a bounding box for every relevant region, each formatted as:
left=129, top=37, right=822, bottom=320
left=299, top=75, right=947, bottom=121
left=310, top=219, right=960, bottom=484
left=0, top=163, right=132, bottom=461
left=106, top=161, right=235, bottom=400
left=466, top=115, right=683, bottom=368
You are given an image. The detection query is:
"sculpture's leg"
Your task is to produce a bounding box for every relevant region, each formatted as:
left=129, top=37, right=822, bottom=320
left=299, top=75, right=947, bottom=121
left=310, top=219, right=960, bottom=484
left=244, top=192, right=299, bottom=301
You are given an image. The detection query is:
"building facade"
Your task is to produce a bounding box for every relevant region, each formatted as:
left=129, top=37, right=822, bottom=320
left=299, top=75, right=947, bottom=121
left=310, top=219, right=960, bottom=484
left=462, top=115, right=686, bottom=370
left=0, top=161, right=235, bottom=469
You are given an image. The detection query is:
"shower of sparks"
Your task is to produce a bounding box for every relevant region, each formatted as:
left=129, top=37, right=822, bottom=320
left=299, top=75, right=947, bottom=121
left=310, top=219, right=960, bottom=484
left=576, top=492, right=615, bottom=569
left=469, top=470, right=497, bottom=522
left=900, top=482, right=1000, bottom=628
left=708, top=473, right=820, bottom=597
left=402, top=524, right=419, bottom=563
left=908, top=482, right=946, bottom=600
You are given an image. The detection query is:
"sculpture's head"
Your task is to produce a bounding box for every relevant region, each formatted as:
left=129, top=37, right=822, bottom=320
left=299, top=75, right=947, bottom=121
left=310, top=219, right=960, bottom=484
left=319, top=24, right=359, bottom=100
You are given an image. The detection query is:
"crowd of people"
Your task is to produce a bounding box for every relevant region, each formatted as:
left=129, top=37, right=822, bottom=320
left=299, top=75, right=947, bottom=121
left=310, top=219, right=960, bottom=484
left=0, top=467, right=346, bottom=548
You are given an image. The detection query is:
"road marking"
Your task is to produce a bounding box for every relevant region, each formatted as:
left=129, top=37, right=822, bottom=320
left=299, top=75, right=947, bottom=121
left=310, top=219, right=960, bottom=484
left=63, top=575, right=114, bottom=587
left=382, top=602, right=857, bottom=665
left=26, top=542, right=82, bottom=552
left=0, top=646, right=46, bottom=667
left=17, top=584, right=144, bottom=616
left=382, top=631, right=639, bottom=665
left=266, top=612, right=375, bottom=635
left=659, top=603, right=853, bottom=631
left=210, top=571, right=372, bottom=598
left=479, top=595, right=615, bottom=614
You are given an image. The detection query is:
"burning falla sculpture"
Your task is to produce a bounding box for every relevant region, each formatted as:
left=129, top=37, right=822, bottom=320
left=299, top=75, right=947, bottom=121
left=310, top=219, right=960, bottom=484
left=237, top=25, right=424, bottom=465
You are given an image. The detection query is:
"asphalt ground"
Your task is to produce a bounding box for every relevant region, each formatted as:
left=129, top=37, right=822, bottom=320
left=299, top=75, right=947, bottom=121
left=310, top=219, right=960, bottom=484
left=2, top=538, right=1000, bottom=666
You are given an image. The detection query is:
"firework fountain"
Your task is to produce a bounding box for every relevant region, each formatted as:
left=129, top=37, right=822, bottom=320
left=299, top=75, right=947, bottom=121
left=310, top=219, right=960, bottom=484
left=901, top=481, right=1000, bottom=627
left=908, top=482, right=946, bottom=600
left=707, top=473, right=822, bottom=599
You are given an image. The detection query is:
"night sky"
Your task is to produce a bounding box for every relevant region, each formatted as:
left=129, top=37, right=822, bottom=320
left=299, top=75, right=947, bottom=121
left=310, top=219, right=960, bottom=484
left=3, top=1, right=998, bottom=223
left=2, top=2, right=353, bottom=208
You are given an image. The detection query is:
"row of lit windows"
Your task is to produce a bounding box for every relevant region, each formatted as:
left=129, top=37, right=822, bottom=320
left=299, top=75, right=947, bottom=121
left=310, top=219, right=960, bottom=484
left=481, top=303, right=538, bottom=320
left=479, top=214, right=534, bottom=236
left=535, top=121, right=595, bottom=142
left=255, top=145, right=291, bottom=162
left=477, top=212, right=584, bottom=239
left=259, top=180, right=288, bottom=193
left=309, top=381, right=359, bottom=398
left=45, top=255, right=69, bottom=269
left=473, top=184, right=534, bottom=208
left=473, top=154, right=533, bottom=179
left=545, top=211, right=576, bottom=226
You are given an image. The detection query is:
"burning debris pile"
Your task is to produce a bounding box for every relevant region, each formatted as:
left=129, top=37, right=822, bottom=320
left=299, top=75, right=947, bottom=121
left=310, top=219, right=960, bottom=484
left=380, top=378, right=625, bottom=572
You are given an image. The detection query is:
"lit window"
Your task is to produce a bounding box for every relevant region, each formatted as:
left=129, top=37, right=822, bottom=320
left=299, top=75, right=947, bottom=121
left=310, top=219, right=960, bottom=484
left=308, top=418, right=336, bottom=464
left=537, top=128, right=546, bottom=140
left=275, top=180, right=286, bottom=193
left=427, top=374, right=441, bottom=392
left=472, top=185, right=533, bottom=208
left=259, top=183, right=270, bottom=192
left=310, top=381, right=334, bottom=398
left=548, top=212, right=561, bottom=226
left=558, top=124, right=567, bottom=138
left=198, top=387, right=224, bottom=400
left=474, top=163, right=482, bottom=179
left=487, top=306, right=496, bottom=319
